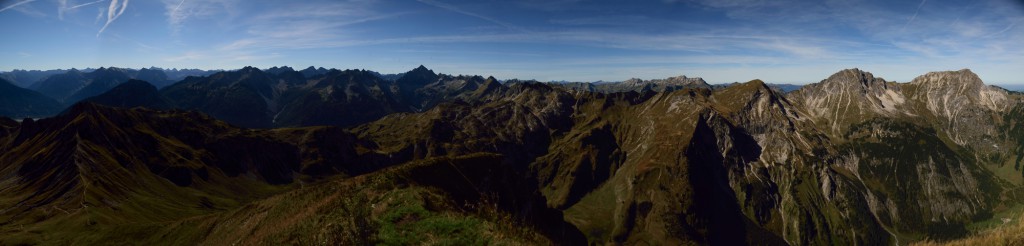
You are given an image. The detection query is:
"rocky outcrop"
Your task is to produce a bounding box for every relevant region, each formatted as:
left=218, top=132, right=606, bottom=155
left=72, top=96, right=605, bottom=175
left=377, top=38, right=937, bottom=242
left=908, top=69, right=1008, bottom=147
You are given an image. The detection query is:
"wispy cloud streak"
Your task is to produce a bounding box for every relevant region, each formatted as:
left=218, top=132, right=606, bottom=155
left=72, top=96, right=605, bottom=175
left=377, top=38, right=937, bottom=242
left=0, top=0, right=37, bottom=13
left=59, top=0, right=105, bottom=20
left=163, top=0, right=237, bottom=33
left=70, top=0, right=105, bottom=9
left=97, top=0, right=129, bottom=36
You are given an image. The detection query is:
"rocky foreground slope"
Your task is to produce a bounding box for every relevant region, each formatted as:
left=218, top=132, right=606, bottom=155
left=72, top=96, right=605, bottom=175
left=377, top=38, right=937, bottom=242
left=1, top=68, right=1022, bottom=245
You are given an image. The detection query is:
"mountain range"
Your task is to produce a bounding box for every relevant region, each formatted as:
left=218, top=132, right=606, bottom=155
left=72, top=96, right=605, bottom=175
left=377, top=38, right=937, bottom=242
left=0, top=66, right=1022, bottom=245
left=1, top=67, right=220, bottom=90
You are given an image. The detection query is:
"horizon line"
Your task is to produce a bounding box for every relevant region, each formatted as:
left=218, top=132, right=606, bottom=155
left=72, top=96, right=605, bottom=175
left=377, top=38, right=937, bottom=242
left=3, top=66, right=1024, bottom=86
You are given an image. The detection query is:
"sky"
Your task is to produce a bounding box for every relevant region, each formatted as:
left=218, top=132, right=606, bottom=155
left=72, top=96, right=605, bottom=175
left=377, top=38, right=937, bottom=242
left=0, top=0, right=1022, bottom=84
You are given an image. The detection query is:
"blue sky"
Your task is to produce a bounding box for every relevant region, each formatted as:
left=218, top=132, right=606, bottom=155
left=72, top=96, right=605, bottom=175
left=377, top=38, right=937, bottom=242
left=1, top=0, right=1022, bottom=84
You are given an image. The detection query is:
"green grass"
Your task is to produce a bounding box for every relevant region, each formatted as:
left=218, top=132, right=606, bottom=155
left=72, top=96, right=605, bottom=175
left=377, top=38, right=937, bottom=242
left=967, top=204, right=1024, bottom=232
left=914, top=213, right=1024, bottom=246
left=375, top=188, right=489, bottom=246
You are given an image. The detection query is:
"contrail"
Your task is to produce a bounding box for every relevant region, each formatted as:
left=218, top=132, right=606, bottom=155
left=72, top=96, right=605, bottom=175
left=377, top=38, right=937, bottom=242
left=60, top=0, right=105, bottom=19
left=97, top=0, right=129, bottom=37
left=416, top=0, right=529, bottom=33
left=172, top=0, right=186, bottom=13
left=902, top=0, right=928, bottom=31
left=0, top=0, right=38, bottom=13
left=69, top=0, right=106, bottom=10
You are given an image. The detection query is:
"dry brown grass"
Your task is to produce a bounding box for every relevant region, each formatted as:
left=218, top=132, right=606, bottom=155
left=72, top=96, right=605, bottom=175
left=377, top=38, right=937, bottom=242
left=913, top=214, right=1024, bottom=246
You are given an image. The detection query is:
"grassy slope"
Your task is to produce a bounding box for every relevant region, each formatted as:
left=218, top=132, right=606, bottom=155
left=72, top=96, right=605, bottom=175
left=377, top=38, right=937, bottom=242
left=151, top=153, right=549, bottom=245
left=913, top=213, right=1024, bottom=246
left=0, top=154, right=550, bottom=245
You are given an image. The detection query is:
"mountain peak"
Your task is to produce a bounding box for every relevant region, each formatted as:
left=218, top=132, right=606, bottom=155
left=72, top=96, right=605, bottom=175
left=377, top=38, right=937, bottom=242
left=719, top=79, right=773, bottom=96
left=746, top=79, right=768, bottom=88
left=299, top=66, right=330, bottom=78
left=396, top=65, right=439, bottom=87
left=909, top=68, right=1008, bottom=117
left=76, top=79, right=172, bottom=110
left=910, top=68, right=986, bottom=92
left=817, top=68, right=892, bottom=92
left=240, top=66, right=262, bottom=73
left=410, top=65, right=435, bottom=75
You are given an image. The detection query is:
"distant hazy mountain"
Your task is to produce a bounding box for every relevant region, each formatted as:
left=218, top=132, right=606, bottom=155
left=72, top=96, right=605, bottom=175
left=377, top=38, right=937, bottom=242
left=161, top=68, right=221, bottom=82
left=263, top=66, right=296, bottom=75
left=370, top=70, right=405, bottom=81
left=0, top=77, right=62, bottom=118
left=767, top=83, right=803, bottom=92
left=551, top=75, right=711, bottom=93
left=29, top=68, right=88, bottom=102
left=996, top=84, right=1024, bottom=92
left=30, top=67, right=132, bottom=104
left=273, top=69, right=404, bottom=127
left=158, top=65, right=502, bottom=128
left=133, top=68, right=173, bottom=89
left=18, top=67, right=218, bottom=99
left=64, top=67, right=134, bottom=104
left=0, top=69, right=72, bottom=88
left=160, top=66, right=283, bottom=128
left=299, top=66, right=330, bottom=78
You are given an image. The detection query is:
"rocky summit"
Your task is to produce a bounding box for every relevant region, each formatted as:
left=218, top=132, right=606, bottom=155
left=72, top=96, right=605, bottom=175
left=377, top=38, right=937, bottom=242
left=0, top=66, right=1022, bottom=245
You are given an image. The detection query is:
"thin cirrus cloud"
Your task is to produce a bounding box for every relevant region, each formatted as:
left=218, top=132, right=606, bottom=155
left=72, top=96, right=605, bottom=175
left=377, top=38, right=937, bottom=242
left=218, top=1, right=404, bottom=51
left=162, top=0, right=240, bottom=33
left=415, top=0, right=530, bottom=33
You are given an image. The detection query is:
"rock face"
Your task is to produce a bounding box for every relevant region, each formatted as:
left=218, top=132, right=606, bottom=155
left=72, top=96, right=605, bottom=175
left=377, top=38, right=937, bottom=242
left=789, top=68, right=909, bottom=136
left=908, top=69, right=1008, bottom=147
